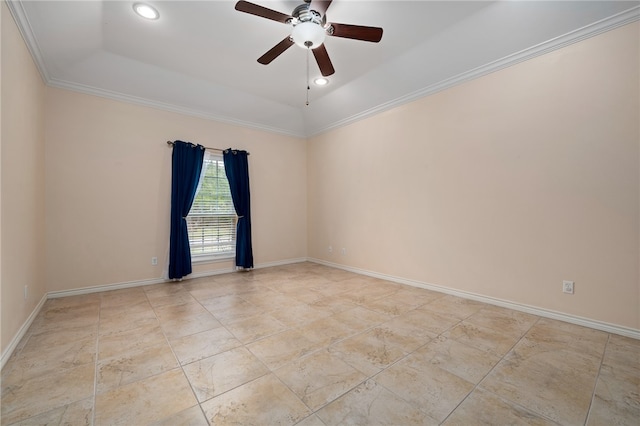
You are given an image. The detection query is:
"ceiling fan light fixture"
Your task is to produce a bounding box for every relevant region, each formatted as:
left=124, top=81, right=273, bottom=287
left=291, top=21, right=326, bottom=49
left=133, top=3, right=159, bottom=20
left=314, top=77, right=329, bottom=86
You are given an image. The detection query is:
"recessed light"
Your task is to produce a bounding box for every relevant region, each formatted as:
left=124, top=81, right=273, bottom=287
left=133, top=3, right=159, bottom=20
left=314, top=77, right=329, bottom=86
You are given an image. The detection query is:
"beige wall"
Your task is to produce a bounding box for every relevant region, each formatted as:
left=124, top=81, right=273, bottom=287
left=1, top=2, right=47, bottom=352
left=45, top=87, right=307, bottom=292
left=1, top=9, right=638, bottom=355
left=308, top=22, right=639, bottom=330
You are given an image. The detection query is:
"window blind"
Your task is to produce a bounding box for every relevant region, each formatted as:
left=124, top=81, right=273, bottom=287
left=187, top=155, right=236, bottom=256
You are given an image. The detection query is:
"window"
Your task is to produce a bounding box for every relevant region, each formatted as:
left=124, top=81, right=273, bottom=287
left=187, top=153, right=236, bottom=258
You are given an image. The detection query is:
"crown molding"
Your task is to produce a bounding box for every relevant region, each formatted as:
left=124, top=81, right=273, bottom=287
left=47, top=78, right=307, bottom=139
left=5, top=0, right=50, bottom=83
left=7, top=1, right=639, bottom=139
left=6, top=0, right=304, bottom=138
left=307, top=5, right=640, bottom=137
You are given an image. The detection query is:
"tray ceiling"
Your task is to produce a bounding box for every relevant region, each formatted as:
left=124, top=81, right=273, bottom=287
left=8, top=1, right=639, bottom=137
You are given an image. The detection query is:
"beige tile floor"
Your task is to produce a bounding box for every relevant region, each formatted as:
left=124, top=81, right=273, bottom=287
left=1, top=262, right=638, bottom=425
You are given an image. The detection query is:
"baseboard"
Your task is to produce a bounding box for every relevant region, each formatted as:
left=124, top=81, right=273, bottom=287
left=189, top=257, right=308, bottom=279
left=47, top=276, right=168, bottom=299
left=2, top=257, right=309, bottom=371
left=1, top=293, right=48, bottom=370
left=6, top=256, right=633, bottom=371
left=308, top=258, right=640, bottom=340
left=254, top=257, right=309, bottom=269
left=49, top=257, right=310, bottom=294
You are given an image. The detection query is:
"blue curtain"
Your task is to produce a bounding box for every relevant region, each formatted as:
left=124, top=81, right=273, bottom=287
left=169, top=141, right=205, bottom=279
left=223, top=149, right=254, bottom=269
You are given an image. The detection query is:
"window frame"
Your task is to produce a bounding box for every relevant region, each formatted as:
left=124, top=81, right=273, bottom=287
left=186, top=152, right=236, bottom=262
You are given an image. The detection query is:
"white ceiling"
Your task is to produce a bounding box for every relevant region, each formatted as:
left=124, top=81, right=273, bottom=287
left=9, top=1, right=639, bottom=137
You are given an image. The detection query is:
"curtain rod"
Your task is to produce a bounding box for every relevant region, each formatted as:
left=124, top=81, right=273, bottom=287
left=166, top=141, right=249, bottom=155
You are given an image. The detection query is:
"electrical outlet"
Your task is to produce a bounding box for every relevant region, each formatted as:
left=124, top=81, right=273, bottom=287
left=151, top=257, right=158, bottom=266
left=328, top=246, right=333, bottom=254
left=341, top=248, right=346, bottom=256
left=24, top=285, right=28, bottom=300
left=562, top=280, right=574, bottom=294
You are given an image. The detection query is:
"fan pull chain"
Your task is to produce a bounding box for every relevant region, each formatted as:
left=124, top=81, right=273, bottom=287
left=305, top=46, right=310, bottom=106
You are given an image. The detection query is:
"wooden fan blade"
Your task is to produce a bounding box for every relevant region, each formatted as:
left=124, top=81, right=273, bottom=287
left=312, top=44, right=335, bottom=76
left=310, top=0, right=333, bottom=16
left=257, top=37, right=294, bottom=64
left=235, top=1, right=292, bottom=24
left=329, top=23, right=383, bottom=42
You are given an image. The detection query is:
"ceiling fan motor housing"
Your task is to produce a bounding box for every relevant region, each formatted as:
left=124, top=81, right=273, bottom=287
left=234, top=0, right=382, bottom=76
left=290, top=4, right=327, bottom=48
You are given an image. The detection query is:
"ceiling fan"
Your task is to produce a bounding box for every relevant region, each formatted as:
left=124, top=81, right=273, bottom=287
left=234, top=0, right=383, bottom=77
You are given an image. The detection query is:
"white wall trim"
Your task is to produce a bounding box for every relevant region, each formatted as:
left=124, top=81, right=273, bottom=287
left=1, top=257, right=309, bottom=371
left=3, top=256, right=637, bottom=370
left=47, top=78, right=306, bottom=139
left=1, top=294, right=47, bottom=370
left=308, top=258, right=640, bottom=340
left=6, top=0, right=303, bottom=138
left=252, top=257, right=309, bottom=269
left=307, top=6, right=640, bottom=137
left=9, top=1, right=638, bottom=139
left=5, top=0, right=50, bottom=83
left=187, top=257, right=309, bottom=280
left=47, top=276, right=168, bottom=299
left=47, top=257, right=309, bottom=298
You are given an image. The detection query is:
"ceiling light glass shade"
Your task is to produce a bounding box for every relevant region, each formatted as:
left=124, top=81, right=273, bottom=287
left=314, top=77, right=329, bottom=86
left=133, top=3, right=159, bottom=20
left=291, top=22, right=326, bottom=48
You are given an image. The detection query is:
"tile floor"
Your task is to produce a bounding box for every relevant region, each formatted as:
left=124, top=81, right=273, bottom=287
left=1, top=262, right=638, bottom=425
